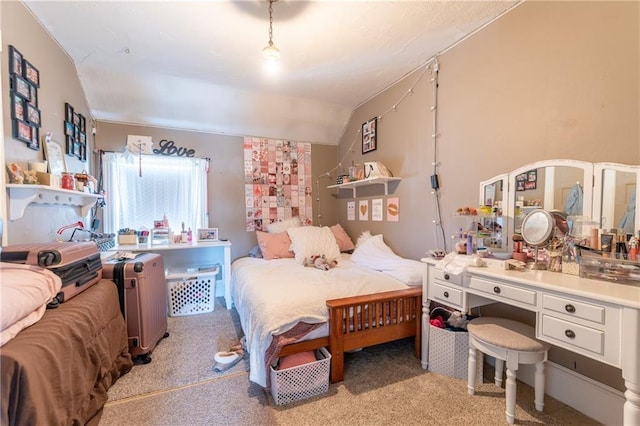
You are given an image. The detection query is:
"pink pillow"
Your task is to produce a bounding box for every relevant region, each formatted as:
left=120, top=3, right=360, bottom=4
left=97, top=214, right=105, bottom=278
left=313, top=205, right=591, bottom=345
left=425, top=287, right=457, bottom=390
left=278, top=351, right=317, bottom=370
left=255, top=231, right=294, bottom=260
left=330, top=224, right=355, bottom=252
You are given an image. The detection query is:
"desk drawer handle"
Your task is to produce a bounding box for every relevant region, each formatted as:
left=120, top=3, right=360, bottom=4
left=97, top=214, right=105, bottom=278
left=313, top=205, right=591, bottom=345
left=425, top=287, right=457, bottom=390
left=565, top=304, right=576, bottom=313
left=565, top=329, right=576, bottom=339
left=493, top=286, right=501, bottom=294
left=444, top=274, right=450, bottom=280
left=443, top=291, right=449, bottom=298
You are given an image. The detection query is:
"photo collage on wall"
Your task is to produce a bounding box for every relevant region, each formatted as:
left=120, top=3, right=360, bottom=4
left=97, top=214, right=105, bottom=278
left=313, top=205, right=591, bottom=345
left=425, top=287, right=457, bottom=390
left=8, top=45, right=41, bottom=150
left=243, top=137, right=313, bottom=231
left=64, top=102, right=87, bottom=162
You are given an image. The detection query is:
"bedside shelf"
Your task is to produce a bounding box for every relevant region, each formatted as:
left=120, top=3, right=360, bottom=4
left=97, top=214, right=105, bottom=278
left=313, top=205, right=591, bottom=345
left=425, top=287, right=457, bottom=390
left=6, top=184, right=102, bottom=220
left=327, top=177, right=402, bottom=197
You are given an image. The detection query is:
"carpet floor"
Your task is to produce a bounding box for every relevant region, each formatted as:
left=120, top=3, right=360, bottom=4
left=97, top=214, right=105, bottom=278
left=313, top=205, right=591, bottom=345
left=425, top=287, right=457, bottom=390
left=100, top=298, right=600, bottom=425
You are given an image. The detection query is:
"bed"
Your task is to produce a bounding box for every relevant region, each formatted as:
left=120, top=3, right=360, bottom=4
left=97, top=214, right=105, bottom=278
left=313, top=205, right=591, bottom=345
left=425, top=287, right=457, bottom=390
left=231, top=226, right=423, bottom=387
left=1, top=263, right=133, bottom=425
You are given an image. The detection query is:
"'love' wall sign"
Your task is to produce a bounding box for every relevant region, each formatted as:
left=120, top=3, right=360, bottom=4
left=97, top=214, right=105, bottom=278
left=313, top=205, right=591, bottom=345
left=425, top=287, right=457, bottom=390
left=153, top=139, right=195, bottom=157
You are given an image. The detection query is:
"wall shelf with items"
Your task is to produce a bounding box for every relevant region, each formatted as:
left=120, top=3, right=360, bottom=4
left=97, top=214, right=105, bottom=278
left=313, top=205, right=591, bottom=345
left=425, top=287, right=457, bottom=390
left=6, top=184, right=102, bottom=221
left=327, top=177, right=402, bottom=197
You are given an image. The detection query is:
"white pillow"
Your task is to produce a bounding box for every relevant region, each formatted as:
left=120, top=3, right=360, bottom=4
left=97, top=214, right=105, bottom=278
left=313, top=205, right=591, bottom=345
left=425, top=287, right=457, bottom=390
left=287, top=226, right=341, bottom=265
left=351, top=234, right=423, bottom=286
left=267, top=217, right=302, bottom=234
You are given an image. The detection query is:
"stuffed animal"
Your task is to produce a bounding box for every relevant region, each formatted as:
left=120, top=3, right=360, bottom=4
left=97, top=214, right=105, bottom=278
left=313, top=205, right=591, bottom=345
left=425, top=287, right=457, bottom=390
left=304, top=254, right=338, bottom=271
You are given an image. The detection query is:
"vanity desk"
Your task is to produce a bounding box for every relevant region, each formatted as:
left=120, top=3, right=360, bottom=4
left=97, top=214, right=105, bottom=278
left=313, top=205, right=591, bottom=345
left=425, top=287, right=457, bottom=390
left=421, top=257, right=640, bottom=425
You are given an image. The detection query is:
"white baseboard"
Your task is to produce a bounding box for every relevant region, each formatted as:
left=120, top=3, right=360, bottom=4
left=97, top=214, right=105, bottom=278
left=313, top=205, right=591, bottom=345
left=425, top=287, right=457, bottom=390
left=518, top=361, right=624, bottom=425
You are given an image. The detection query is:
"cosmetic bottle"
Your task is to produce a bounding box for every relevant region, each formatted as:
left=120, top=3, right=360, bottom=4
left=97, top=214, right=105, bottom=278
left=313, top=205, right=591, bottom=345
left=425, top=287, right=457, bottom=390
left=466, top=234, right=473, bottom=255
left=187, top=228, right=193, bottom=242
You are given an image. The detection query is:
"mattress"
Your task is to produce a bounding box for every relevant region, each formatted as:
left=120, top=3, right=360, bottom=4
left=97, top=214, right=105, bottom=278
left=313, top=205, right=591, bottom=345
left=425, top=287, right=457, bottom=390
left=231, top=254, right=409, bottom=387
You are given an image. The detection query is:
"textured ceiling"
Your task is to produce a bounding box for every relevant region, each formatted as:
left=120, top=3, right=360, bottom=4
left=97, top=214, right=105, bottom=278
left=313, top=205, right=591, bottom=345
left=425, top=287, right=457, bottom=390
left=24, top=0, right=521, bottom=145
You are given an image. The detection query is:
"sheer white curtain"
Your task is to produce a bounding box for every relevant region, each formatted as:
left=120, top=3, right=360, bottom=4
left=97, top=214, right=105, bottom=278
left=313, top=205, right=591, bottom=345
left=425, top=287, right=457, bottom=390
left=102, top=153, right=208, bottom=234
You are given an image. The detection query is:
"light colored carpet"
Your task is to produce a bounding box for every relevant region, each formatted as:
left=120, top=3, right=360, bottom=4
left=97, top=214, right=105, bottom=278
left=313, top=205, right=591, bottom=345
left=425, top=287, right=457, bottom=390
left=101, top=298, right=600, bottom=425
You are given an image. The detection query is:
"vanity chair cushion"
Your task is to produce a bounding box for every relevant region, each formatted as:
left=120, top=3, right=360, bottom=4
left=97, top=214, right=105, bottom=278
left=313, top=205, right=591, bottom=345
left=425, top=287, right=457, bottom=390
left=467, top=317, right=550, bottom=353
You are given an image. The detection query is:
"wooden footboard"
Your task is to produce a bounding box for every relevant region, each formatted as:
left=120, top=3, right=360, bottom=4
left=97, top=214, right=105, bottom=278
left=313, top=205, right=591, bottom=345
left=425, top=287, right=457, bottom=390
left=280, top=287, right=422, bottom=384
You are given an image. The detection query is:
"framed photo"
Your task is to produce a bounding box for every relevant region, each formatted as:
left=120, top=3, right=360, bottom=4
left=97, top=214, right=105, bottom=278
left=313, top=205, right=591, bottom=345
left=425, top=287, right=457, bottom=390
left=28, top=127, right=39, bottom=151
left=197, top=228, right=219, bottom=241
left=43, top=137, right=67, bottom=175
left=79, top=132, right=86, bottom=144
left=64, top=121, right=75, bottom=136
left=26, top=104, right=41, bottom=127
left=79, top=114, right=86, bottom=132
left=66, top=135, right=75, bottom=155
left=79, top=143, right=87, bottom=162
left=11, top=94, right=25, bottom=121
left=73, top=112, right=80, bottom=127
left=9, top=45, right=23, bottom=75
left=11, top=74, right=31, bottom=100
left=65, top=103, right=74, bottom=122
left=361, top=117, right=377, bottom=154
left=24, top=60, right=40, bottom=87
left=74, top=141, right=81, bottom=159
left=28, top=84, right=38, bottom=107
left=14, top=120, right=32, bottom=143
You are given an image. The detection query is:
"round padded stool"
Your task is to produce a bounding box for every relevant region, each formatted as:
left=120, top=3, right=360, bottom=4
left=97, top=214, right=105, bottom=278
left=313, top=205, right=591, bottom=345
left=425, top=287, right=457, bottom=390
left=467, top=317, right=551, bottom=425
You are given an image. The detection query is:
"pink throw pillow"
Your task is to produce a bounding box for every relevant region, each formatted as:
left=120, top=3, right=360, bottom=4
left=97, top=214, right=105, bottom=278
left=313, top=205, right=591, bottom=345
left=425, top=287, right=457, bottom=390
left=278, top=351, right=317, bottom=370
left=330, top=224, right=355, bottom=252
left=255, top=231, right=294, bottom=260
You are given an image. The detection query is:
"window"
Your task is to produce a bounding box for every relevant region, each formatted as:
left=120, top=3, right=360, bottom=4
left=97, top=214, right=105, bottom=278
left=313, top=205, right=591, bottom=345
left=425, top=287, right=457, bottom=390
left=102, top=153, right=208, bottom=234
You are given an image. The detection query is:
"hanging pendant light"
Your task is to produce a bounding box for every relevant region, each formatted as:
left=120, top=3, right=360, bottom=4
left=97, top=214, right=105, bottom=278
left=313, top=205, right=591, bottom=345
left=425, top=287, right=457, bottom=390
left=262, top=0, right=280, bottom=62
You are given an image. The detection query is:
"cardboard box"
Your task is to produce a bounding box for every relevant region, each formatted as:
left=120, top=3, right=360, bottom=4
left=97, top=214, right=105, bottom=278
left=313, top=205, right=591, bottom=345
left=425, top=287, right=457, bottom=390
left=36, top=172, right=61, bottom=188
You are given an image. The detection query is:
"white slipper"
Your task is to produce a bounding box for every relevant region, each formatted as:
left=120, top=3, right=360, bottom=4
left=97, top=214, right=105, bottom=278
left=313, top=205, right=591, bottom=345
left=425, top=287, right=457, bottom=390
left=214, top=351, right=240, bottom=365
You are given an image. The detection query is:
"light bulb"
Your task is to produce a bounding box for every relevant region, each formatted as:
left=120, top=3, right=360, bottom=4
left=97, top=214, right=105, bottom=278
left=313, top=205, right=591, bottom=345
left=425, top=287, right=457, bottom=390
left=262, top=41, right=280, bottom=61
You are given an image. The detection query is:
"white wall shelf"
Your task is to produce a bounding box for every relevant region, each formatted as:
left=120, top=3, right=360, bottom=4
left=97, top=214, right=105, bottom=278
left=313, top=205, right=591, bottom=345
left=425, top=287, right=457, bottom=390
left=6, top=184, right=102, bottom=221
left=327, top=177, right=402, bottom=197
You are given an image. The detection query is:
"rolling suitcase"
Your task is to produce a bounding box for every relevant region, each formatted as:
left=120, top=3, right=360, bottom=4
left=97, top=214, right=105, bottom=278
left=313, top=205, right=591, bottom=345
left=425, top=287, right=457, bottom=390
left=102, top=253, right=169, bottom=363
left=0, top=241, right=102, bottom=307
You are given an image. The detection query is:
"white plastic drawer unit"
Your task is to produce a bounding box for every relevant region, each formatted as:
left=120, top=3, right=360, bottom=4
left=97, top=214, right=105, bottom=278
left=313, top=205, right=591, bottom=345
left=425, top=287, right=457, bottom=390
left=468, top=277, right=537, bottom=307
left=542, top=294, right=605, bottom=324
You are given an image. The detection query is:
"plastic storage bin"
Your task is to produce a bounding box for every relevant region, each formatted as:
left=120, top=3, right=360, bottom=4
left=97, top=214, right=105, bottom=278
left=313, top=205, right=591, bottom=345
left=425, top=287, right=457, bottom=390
left=166, top=266, right=219, bottom=317
left=270, top=347, right=331, bottom=405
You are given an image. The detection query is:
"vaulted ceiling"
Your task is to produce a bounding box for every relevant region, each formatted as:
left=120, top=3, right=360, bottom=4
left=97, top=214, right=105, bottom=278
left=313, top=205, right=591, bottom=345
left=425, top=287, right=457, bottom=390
left=24, top=0, right=521, bottom=145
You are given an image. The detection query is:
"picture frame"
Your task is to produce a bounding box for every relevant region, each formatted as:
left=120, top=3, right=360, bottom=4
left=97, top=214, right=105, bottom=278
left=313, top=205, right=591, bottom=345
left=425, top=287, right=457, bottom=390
left=65, top=103, right=74, bottom=122
left=79, top=132, right=86, bottom=144
left=28, top=84, right=38, bottom=107
left=12, top=74, right=31, bottom=100
left=9, top=45, right=23, bottom=75
left=65, top=135, right=75, bottom=155
left=79, top=143, right=87, bottom=162
left=361, top=117, right=377, bottom=154
left=24, top=60, right=40, bottom=87
left=14, top=120, right=32, bottom=144
left=43, top=137, right=67, bottom=175
left=73, top=112, right=80, bottom=127
left=79, top=114, right=86, bottom=132
left=74, top=141, right=81, bottom=159
left=64, top=121, right=75, bottom=136
left=11, top=93, right=25, bottom=121
left=28, top=127, right=39, bottom=151
left=197, top=228, right=219, bottom=241
left=26, top=103, right=41, bottom=127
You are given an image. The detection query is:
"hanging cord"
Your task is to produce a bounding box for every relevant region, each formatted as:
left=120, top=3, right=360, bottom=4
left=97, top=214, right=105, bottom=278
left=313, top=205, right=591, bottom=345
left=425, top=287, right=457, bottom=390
left=429, top=58, right=447, bottom=252
left=315, top=175, right=334, bottom=226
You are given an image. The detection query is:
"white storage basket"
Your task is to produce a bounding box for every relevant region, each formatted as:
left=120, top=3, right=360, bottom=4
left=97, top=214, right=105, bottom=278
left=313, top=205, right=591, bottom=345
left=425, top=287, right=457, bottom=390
left=166, top=267, right=218, bottom=317
left=428, top=324, right=483, bottom=381
left=270, top=347, right=331, bottom=405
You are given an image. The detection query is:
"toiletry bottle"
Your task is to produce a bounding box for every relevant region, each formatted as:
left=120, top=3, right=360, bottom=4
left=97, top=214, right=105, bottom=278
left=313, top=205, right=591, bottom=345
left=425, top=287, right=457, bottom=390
left=615, top=234, right=627, bottom=259
left=466, top=234, right=473, bottom=255
left=181, top=222, right=188, bottom=243
left=187, top=227, right=192, bottom=242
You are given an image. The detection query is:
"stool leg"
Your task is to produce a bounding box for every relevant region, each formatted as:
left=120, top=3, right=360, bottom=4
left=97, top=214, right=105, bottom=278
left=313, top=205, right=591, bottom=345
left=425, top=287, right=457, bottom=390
left=505, top=368, right=517, bottom=424
left=495, top=358, right=504, bottom=387
left=468, top=347, right=477, bottom=395
left=534, top=361, right=546, bottom=412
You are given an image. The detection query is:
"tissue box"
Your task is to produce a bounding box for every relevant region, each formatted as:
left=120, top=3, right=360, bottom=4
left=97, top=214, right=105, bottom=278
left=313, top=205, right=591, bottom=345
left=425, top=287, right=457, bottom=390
left=117, top=235, right=138, bottom=245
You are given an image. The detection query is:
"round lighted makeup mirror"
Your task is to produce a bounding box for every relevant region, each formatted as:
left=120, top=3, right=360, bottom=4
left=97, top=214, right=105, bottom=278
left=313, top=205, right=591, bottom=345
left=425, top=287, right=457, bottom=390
left=520, top=209, right=554, bottom=270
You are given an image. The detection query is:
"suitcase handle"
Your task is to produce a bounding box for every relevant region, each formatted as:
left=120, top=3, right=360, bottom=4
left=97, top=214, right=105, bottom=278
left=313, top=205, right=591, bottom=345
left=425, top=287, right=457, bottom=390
left=76, top=271, right=99, bottom=287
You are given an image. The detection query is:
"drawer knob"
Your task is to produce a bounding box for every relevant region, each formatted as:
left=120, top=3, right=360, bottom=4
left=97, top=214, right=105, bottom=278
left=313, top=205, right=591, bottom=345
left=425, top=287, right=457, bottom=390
left=444, top=274, right=450, bottom=280
left=565, top=304, right=576, bottom=313
left=565, top=329, right=576, bottom=339
left=443, top=291, right=449, bottom=298
left=493, top=286, right=501, bottom=294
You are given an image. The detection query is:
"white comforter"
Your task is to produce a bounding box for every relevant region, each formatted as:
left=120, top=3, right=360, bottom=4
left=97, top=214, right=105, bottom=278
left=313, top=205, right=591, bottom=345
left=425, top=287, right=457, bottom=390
left=231, top=254, right=410, bottom=387
left=0, top=262, right=62, bottom=346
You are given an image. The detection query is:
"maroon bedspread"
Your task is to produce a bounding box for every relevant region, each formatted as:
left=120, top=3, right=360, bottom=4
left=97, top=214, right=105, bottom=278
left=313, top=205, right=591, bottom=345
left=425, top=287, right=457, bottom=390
left=1, top=279, right=133, bottom=426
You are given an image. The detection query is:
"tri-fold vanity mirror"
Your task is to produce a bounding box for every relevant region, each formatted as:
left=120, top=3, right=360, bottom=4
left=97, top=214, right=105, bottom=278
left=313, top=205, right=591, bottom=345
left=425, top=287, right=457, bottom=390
left=479, top=159, right=640, bottom=253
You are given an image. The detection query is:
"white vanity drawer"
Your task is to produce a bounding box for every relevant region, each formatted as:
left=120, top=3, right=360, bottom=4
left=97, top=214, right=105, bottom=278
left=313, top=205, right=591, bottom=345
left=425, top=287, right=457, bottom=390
left=468, top=277, right=537, bottom=307
left=542, top=294, right=605, bottom=325
left=431, top=268, right=464, bottom=286
left=541, top=314, right=604, bottom=356
left=429, top=282, right=463, bottom=309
